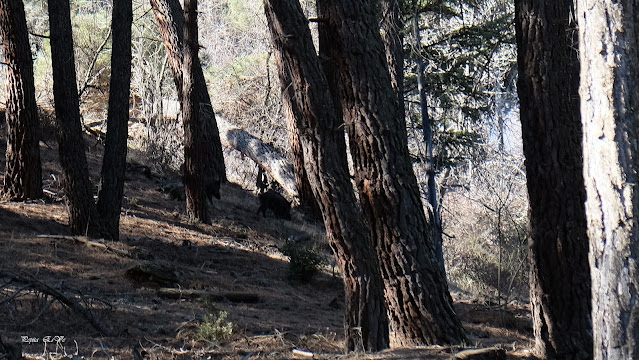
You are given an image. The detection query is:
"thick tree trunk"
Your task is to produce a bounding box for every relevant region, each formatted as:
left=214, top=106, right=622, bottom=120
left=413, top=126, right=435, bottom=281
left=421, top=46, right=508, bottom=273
left=182, top=0, right=208, bottom=222
left=263, top=0, right=389, bottom=351
left=515, top=1, right=592, bottom=359
left=0, top=0, right=43, bottom=201
left=287, top=118, right=322, bottom=218
left=47, top=0, right=103, bottom=237
left=96, top=0, right=132, bottom=240
left=380, top=0, right=404, bottom=116
left=577, top=1, right=639, bottom=359
left=150, top=0, right=226, bottom=185
left=317, top=0, right=466, bottom=347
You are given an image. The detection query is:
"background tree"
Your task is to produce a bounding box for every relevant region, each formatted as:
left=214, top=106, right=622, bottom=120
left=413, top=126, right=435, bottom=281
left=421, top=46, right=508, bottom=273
left=182, top=0, right=208, bottom=222
left=264, top=0, right=389, bottom=351
left=317, top=0, right=466, bottom=347
left=47, top=0, right=104, bottom=237
left=150, top=0, right=225, bottom=186
left=408, top=0, right=444, bottom=270
left=577, top=1, right=639, bottom=358
left=0, top=0, right=43, bottom=201
left=515, top=0, right=592, bottom=358
left=96, top=0, right=133, bottom=240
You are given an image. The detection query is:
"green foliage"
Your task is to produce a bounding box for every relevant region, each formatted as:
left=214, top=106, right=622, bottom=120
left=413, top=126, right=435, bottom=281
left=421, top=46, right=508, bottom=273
left=223, top=0, right=256, bottom=31
left=198, top=311, right=234, bottom=344
left=281, top=240, right=326, bottom=283
left=405, top=0, right=516, bottom=173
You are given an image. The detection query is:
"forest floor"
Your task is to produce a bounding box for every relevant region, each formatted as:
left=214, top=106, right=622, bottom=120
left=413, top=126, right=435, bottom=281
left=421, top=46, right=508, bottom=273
left=0, top=124, right=535, bottom=359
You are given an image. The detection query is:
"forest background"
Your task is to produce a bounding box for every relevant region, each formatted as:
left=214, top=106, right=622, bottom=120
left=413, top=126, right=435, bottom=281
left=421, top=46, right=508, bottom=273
left=0, top=0, right=536, bottom=358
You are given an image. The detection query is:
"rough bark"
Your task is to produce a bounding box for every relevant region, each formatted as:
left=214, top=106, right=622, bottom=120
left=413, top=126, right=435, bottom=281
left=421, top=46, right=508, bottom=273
left=47, top=0, right=103, bottom=237
left=577, top=1, right=639, bottom=359
left=0, top=0, right=43, bottom=200
left=316, top=0, right=466, bottom=347
left=150, top=0, right=226, bottom=184
left=263, top=0, right=389, bottom=350
left=287, top=118, right=322, bottom=218
left=380, top=0, right=405, bottom=116
left=182, top=0, right=208, bottom=222
left=96, top=0, right=133, bottom=240
left=515, top=1, right=592, bottom=359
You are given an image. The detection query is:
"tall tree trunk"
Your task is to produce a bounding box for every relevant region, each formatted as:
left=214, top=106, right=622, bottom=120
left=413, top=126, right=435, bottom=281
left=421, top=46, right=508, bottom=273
left=47, top=0, right=103, bottom=237
left=515, top=1, right=592, bottom=359
left=317, top=0, right=466, bottom=347
left=287, top=120, right=322, bottom=219
left=380, top=0, right=404, bottom=116
left=182, top=0, right=208, bottom=222
left=96, top=0, right=133, bottom=240
left=150, top=0, right=226, bottom=185
left=0, top=0, right=43, bottom=201
left=411, top=1, right=443, bottom=274
left=264, top=0, right=389, bottom=351
left=577, top=1, right=639, bottom=359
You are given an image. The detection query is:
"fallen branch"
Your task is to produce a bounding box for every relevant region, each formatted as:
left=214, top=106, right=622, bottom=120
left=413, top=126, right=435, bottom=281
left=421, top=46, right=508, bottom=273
left=157, top=288, right=259, bottom=303
left=0, top=270, right=115, bottom=336
left=36, top=234, right=152, bottom=260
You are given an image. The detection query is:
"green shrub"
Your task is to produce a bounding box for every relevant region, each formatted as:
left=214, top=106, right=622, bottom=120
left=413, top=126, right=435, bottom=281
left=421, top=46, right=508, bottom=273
left=198, top=311, right=234, bottom=344
left=281, top=240, right=325, bottom=282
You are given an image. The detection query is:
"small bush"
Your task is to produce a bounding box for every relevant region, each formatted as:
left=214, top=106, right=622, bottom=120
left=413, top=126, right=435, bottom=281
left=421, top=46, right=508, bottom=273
left=281, top=240, right=325, bottom=282
left=198, top=311, right=234, bottom=344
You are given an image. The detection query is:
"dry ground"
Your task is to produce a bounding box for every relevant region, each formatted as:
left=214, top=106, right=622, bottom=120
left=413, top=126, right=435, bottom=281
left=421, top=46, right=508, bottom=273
left=0, top=124, right=535, bottom=359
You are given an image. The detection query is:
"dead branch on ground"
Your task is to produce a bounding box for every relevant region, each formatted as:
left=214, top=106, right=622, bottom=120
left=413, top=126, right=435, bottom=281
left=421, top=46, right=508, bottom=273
left=0, top=269, right=115, bottom=336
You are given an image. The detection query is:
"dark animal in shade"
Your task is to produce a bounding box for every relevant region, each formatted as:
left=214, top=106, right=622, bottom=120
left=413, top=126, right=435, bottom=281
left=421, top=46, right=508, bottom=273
left=257, top=190, right=291, bottom=219
left=256, top=166, right=269, bottom=194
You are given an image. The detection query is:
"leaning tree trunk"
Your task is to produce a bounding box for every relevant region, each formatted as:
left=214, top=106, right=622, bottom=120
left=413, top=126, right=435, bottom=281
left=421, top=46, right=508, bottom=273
left=515, top=0, right=592, bottom=359
left=150, top=0, right=226, bottom=185
left=96, top=0, right=132, bottom=240
left=263, top=0, right=389, bottom=351
left=317, top=0, right=466, bottom=347
left=286, top=118, right=322, bottom=219
left=0, top=0, right=43, bottom=201
left=47, top=0, right=103, bottom=237
left=577, top=1, right=639, bottom=359
left=182, top=0, right=208, bottom=222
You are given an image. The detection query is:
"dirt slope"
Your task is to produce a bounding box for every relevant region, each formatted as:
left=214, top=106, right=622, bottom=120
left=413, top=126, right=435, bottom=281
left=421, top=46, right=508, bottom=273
left=0, top=126, right=534, bottom=359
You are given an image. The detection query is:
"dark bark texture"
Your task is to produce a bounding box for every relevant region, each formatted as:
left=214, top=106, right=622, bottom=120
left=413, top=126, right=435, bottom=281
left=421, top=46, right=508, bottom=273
left=0, top=0, right=43, bottom=200
left=286, top=118, right=322, bottom=219
left=150, top=0, right=226, bottom=185
left=182, top=0, right=208, bottom=222
left=264, top=0, right=389, bottom=351
left=316, top=0, right=466, bottom=347
left=577, top=1, right=639, bottom=359
left=515, top=1, right=592, bottom=358
left=97, top=0, right=133, bottom=240
left=47, top=0, right=103, bottom=237
left=380, top=0, right=405, bottom=116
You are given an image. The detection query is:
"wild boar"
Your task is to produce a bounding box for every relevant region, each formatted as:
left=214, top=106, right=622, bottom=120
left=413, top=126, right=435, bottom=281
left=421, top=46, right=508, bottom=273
left=257, top=190, right=292, bottom=220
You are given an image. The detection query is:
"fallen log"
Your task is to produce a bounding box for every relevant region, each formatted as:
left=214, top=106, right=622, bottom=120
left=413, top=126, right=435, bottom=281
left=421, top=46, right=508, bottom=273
left=225, top=128, right=298, bottom=199
left=157, top=288, right=259, bottom=303
left=37, top=234, right=152, bottom=260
